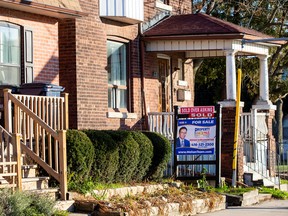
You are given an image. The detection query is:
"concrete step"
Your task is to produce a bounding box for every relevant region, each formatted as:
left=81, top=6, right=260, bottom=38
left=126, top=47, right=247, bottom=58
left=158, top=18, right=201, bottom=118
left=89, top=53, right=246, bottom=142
left=22, top=164, right=37, bottom=178
left=22, top=176, right=49, bottom=190
left=258, top=193, right=272, bottom=202
left=28, top=188, right=60, bottom=200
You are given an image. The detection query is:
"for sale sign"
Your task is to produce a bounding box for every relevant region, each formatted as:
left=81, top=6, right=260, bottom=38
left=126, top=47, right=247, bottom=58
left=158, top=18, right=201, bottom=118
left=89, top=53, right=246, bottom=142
left=176, top=118, right=216, bottom=155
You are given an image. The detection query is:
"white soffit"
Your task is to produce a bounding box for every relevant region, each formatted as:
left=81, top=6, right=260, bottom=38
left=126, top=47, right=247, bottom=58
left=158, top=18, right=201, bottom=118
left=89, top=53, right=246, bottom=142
left=146, top=39, right=270, bottom=57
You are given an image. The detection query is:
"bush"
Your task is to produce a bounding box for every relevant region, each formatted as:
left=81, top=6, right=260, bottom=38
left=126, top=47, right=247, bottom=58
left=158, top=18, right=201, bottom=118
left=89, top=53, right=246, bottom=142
left=66, top=130, right=95, bottom=185
left=0, top=189, right=56, bottom=216
left=130, top=131, right=153, bottom=181
left=83, top=130, right=119, bottom=183
left=104, top=130, right=140, bottom=183
left=142, top=132, right=172, bottom=181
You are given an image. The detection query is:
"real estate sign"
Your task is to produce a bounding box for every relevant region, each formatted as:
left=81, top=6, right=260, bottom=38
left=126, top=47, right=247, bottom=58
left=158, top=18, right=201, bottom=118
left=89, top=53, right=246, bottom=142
left=176, top=118, right=216, bottom=155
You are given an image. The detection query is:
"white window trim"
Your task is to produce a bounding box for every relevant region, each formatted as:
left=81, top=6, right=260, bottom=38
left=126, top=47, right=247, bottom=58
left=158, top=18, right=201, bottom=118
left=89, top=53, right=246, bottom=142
left=155, top=1, right=172, bottom=11
left=107, top=111, right=137, bottom=119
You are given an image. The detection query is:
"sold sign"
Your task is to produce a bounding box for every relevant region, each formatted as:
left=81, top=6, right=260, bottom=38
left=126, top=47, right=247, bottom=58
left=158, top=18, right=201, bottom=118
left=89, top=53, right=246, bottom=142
left=179, top=106, right=215, bottom=118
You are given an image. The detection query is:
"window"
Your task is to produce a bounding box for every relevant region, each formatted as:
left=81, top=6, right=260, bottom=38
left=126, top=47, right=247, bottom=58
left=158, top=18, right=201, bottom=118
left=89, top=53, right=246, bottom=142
left=0, top=22, right=21, bottom=85
left=178, top=58, right=184, bottom=80
left=107, top=40, right=128, bottom=110
left=0, top=22, right=33, bottom=86
left=159, top=0, right=169, bottom=4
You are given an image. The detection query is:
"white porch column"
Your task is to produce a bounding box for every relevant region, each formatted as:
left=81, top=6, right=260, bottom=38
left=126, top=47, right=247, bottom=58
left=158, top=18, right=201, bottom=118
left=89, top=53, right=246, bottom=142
left=257, top=55, right=272, bottom=105
left=225, top=50, right=236, bottom=100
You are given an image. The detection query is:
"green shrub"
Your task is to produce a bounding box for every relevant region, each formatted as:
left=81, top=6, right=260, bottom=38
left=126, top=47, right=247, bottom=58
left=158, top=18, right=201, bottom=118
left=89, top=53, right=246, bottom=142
left=83, top=130, right=119, bottom=183
left=0, top=189, right=56, bottom=216
left=142, top=132, right=172, bottom=181
left=259, top=187, right=288, bottom=199
left=104, top=130, right=140, bottom=183
left=130, top=131, right=153, bottom=181
left=66, top=130, right=95, bottom=185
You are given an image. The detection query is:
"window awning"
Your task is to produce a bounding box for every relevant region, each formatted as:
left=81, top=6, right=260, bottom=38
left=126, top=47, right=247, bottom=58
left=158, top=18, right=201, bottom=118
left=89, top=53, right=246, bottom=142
left=0, top=0, right=87, bottom=18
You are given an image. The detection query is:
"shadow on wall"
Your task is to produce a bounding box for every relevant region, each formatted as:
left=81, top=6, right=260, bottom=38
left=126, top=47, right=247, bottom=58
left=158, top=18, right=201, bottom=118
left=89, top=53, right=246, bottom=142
left=119, top=117, right=145, bottom=131
left=33, top=55, right=59, bottom=85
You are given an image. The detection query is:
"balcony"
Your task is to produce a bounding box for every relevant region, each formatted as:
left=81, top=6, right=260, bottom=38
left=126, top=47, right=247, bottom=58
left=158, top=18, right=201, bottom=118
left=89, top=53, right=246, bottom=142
left=99, top=0, right=144, bottom=24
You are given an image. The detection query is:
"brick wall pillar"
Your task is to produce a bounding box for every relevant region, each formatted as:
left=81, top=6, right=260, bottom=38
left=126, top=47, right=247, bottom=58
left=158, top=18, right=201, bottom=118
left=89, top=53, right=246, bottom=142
left=219, top=102, right=244, bottom=182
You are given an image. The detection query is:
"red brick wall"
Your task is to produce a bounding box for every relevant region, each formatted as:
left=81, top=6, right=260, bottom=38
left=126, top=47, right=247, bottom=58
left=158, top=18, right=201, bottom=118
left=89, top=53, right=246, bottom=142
left=58, top=0, right=192, bottom=130
left=0, top=8, right=59, bottom=85
left=266, top=109, right=276, bottom=176
left=59, top=19, right=77, bottom=128
left=221, top=107, right=235, bottom=179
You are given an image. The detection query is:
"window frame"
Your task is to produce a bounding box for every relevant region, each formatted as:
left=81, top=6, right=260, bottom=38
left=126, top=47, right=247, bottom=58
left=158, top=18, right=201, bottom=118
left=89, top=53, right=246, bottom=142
left=0, top=21, right=33, bottom=86
left=107, top=39, right=130, bottom=112
left=0, top=21, right=21, bottom=85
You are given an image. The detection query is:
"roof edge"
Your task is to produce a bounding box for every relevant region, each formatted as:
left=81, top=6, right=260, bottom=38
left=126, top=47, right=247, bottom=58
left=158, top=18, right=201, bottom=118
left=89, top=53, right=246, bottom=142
left=0, top=0, right=88, bottom=18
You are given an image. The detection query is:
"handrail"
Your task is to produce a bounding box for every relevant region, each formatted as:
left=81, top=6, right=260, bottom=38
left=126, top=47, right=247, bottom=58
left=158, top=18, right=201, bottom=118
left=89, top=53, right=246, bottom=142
left=3, top=89, right=67, bottom=200
left=242, top=126, right=279, bottom=185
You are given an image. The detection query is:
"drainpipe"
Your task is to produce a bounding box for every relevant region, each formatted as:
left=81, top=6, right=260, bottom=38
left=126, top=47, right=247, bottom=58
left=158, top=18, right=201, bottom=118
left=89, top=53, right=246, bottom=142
left=140, top=38, right=148, bottom=129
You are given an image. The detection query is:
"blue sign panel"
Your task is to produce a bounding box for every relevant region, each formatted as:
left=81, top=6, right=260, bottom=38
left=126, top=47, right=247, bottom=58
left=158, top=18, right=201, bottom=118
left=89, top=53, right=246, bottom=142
left=176, top=118, right=216, bottom=155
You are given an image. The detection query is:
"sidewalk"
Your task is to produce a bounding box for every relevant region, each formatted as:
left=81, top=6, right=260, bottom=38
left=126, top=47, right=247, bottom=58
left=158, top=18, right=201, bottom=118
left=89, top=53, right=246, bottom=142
left=200, top=199, right=288, bottom=216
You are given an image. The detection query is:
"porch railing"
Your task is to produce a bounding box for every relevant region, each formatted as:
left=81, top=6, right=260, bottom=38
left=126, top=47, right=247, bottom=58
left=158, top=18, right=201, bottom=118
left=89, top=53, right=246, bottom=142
left=3, top=89, right=68, bottom=200
left=242, top=126, right=279, bottom=185
left=148, top=112, right=174, bottom=140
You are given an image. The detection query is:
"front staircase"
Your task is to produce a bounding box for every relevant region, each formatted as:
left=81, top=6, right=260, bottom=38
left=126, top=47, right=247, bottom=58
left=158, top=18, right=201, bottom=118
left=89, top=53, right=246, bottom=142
left=240, top=110, right=280, bottom=187
left=0, top=89, right=69, bottom=200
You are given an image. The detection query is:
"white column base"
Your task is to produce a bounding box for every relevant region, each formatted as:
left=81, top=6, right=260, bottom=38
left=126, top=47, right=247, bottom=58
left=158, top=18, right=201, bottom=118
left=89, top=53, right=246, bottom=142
left=252, top=103, right=276, bottom=110
left=218, top=100, right=244, bottom=108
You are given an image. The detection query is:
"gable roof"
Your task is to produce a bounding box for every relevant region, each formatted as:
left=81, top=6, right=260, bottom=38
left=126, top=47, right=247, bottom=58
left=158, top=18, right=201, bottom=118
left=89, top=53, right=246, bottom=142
left=143, top=13, right=281, bottom=44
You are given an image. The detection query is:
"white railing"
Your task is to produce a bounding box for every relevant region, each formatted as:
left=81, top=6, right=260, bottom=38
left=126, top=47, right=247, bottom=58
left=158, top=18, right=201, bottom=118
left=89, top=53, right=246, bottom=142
left=148, top=112, right=174, bottom=140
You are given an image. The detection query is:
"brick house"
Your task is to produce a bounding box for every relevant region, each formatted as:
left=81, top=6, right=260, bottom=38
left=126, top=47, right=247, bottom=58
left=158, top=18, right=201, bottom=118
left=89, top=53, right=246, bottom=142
left=0, top=0, right=281, bottom=184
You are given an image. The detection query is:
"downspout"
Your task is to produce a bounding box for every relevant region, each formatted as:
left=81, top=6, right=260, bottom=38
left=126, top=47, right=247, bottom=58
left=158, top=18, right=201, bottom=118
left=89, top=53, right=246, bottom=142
left=140, top=38, right=148, bottom=129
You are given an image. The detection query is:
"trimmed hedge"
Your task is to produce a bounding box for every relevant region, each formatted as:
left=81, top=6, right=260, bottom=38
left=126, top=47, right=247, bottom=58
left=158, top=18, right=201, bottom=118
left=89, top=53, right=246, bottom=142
left=66, top=130, right=95, bottom=184
left=83, top=130, right=119, bottom=183
left=142, top=131, right=172, bottom=181
left=104, top=130, right=140, bottom=183
left=130, top=131, right=153, bottom=181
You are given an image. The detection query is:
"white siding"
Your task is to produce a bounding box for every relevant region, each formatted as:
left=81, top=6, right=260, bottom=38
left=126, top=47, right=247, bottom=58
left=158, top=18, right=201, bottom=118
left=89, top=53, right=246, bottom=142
left=99, top=0, right=144, bottom=24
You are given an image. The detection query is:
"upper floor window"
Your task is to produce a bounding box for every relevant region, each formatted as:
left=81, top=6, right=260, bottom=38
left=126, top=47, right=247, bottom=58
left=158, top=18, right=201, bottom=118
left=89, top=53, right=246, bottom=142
left=156, top=0, right=172, bottom=11
left=107, top=40, right=128, bottom=110
left=0, top=22, right=21, bottom=85
left=160, top=0, right=169, bottom=4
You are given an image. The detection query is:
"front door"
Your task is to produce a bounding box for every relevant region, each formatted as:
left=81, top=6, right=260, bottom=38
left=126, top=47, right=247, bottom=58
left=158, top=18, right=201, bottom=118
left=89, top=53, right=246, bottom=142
left=158, top=58, right=170, bottom=112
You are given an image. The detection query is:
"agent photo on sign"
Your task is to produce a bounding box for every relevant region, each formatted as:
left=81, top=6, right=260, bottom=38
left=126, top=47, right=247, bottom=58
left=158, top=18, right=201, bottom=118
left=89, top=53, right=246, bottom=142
left=176, top=126, right=191, bottom=148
